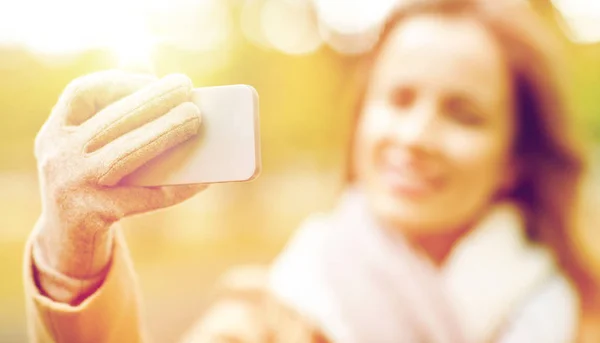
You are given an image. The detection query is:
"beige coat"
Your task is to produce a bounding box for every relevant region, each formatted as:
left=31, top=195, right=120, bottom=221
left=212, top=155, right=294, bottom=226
left=24, top=230, right=330, bottom=343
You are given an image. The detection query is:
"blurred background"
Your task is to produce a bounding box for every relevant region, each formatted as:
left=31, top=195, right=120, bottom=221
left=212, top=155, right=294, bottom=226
left=0, top=0, right=598, bottom=341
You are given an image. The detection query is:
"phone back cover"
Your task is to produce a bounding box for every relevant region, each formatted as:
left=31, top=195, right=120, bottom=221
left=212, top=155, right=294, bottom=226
left=121, top=85, right=260, bottom=186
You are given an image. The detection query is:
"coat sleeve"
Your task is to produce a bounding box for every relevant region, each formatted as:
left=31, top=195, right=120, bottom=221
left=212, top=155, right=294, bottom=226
left=24, top=231, right=330, bottom=343
left=23, top=226, right=147, bottom=343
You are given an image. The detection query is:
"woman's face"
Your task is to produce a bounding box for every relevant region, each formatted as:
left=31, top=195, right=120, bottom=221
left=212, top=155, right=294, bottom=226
left=354, top=15, right=516, bottom=235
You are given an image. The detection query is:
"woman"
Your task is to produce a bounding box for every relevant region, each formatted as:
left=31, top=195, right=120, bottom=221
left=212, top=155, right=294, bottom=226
left=24, top=0, right=597, bottom=342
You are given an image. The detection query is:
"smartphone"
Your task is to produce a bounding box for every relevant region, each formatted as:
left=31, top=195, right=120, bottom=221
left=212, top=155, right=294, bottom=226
left=120, top=84, right=261, bottom=186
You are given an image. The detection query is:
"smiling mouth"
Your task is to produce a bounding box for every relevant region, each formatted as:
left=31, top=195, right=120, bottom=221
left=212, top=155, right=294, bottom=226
left=378, top=151, right=443, bottom=199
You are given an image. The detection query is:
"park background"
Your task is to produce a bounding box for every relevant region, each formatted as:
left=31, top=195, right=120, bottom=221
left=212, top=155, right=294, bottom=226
left=0, top=0, right=598, bottom=341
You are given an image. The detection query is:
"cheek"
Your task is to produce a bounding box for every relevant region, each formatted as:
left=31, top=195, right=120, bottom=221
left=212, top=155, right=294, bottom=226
left=444, top=130, right=512, bottom=197
left=352, top=104, right=392, bottom=176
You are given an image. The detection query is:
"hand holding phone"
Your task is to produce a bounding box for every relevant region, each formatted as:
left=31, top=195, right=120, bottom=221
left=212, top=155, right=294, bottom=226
left=33, top=72, right=225, bottom=288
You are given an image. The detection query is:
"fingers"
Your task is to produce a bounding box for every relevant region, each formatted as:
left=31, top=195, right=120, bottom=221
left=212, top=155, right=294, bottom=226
left=95, top=102, right=201, bottom=186
left=108, top=184, right=208, bottom=217
left=61, top=70, right=157, bottom=126
left=37, top=71, right=156, bottom=152
left=82, top=74, right=193, bottom=153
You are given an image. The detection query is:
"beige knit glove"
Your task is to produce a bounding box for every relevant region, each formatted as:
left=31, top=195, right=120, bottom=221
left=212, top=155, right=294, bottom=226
left=31, top=70, right=207, bottom=304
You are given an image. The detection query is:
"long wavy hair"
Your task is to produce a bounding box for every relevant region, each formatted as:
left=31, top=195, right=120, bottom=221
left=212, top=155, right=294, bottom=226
left=344, top=0, right=598, bottom=320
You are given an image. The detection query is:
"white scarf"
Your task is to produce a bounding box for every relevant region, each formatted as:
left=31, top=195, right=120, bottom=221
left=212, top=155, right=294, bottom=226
left=268, top=189, right=556, bottom=343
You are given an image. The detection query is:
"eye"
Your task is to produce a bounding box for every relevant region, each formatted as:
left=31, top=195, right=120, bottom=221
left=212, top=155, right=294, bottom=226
left=389, top=86, right=416, bottom=109
left=444, top=98, right=486, bottom=127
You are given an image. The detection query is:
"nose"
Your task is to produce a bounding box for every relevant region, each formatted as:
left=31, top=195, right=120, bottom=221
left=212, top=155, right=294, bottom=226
left=390, top=101, right=439, bottom=152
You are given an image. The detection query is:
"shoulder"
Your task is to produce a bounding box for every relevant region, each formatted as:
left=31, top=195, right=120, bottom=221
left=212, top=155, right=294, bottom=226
left=499, top=273, right=580, bottom=343
left=180, top=266, right=330, bottom=343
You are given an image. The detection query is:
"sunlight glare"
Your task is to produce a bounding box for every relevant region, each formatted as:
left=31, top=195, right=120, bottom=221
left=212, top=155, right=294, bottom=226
left=553, top=0, right=600, bottom=43
left=312, top=0, right=397, bottom=34
left=0, top=0, right=226, bottom=69
left=261, top=0, right=322, bottom=55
